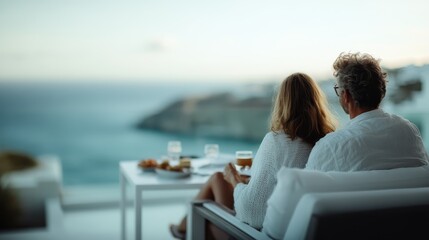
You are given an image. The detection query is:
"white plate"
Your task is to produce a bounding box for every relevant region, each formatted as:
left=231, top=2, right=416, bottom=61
left=155, top=168, right=191, bottom=179
left=140, top=167, right=157, bottom=172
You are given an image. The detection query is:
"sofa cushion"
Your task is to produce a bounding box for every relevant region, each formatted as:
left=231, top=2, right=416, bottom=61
left=262, top=165, right=429, bottom=240
left=285, top=187, right=429, bottom=240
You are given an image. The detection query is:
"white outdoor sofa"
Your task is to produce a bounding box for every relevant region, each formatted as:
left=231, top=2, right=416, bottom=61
left=188, top=164, right=429, bottom=240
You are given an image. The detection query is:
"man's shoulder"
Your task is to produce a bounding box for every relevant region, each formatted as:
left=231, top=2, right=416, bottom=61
left=379, top=111, right=419, bottom=133
left=390, top=113, right=416, bottom=126
left=306, top=130, right=347, bottom=170
left=315, top=128, right=349, bottom=146
left=375, top=110, right=414, bottom=125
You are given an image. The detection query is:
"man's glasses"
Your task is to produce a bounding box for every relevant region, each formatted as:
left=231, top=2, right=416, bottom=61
left=333, top=84, right=342, bottom=97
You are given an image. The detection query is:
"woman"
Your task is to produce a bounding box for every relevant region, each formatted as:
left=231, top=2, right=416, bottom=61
left=170, top=73, right=337, bottom=239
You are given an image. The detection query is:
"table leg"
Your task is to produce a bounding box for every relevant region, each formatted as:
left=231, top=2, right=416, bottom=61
left=135, top=186, right=142, bottom=240
left=120, top=170, right=127, bottom=240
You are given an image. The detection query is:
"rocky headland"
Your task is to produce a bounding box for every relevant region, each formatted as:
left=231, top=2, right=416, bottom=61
left=136, top=90, right=274, bottom=141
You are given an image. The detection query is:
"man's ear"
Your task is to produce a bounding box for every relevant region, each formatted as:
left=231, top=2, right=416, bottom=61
left=343, top=89, right=352, bottom=104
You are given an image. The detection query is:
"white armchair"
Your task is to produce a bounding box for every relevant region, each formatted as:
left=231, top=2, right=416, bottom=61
left=188, top=200, right=270, bottom=240
left=189, top=188, right=429, bottom=240
left=188, top=165, right=429, bottom=240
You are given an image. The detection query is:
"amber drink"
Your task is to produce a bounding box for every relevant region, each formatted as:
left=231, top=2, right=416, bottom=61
left=235, top=151, right=253, bottom=168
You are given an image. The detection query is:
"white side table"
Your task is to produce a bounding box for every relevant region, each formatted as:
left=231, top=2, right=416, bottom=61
left=120, top=160, right=213, bottom=240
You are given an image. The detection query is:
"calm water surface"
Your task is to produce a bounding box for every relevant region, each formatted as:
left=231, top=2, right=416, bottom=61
left=0, top=82, right=260, bottom=185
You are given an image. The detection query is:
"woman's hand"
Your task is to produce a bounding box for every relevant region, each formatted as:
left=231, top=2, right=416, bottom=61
left=240, top=175, right=251, bottom=184
left=223, top=162, right=244, bottom=187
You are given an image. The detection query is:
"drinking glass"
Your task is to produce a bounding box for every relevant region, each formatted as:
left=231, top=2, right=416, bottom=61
left=167, top=141, right=182, bottom=162
left=235, top=150, right=253, bottom=168
left=204, top=144, right=219, bottom=164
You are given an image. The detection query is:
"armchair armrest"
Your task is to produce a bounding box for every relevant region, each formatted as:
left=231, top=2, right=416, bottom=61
left=188, top=200, right=270, bottom=240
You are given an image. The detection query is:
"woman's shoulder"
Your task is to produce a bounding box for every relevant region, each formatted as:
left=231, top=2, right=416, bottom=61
left=264, top=131, right=294, bottom=143
left=265, top=130, right=286, bottom=138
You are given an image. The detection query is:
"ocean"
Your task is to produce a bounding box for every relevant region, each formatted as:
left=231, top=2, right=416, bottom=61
left=0, top=81, right=261, bottom=186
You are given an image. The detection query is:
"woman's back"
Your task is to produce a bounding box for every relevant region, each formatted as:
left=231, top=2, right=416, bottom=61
left=233, top=131, right=312, bottom=229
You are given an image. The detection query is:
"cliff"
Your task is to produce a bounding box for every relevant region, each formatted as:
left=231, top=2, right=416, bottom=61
left=136, top=92, right=273, bottom=141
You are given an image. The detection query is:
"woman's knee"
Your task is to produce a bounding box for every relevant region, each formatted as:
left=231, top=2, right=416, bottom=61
left=209, top=172, right=224, bottom=183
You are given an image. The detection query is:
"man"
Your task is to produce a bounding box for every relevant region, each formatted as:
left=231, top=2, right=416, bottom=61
left=306, top=52, right=429, bottom=171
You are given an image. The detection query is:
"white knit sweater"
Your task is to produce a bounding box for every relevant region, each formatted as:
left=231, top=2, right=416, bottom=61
left=233, top=131, right=312, bottom=229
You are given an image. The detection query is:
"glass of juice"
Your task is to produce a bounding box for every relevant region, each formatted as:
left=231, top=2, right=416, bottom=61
left=235, top=150, right=253, bottom=168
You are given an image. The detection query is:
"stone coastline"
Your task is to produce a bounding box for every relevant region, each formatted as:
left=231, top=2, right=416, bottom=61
left=136, top=92, right=273, bottom=141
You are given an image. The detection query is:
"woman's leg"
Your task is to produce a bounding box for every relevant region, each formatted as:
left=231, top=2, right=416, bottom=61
left=177, top=172, right=234, bottom=232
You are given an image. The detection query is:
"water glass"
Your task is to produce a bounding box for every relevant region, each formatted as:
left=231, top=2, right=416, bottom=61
left=204, top=144, right=219, bottom=164
left=167, top=141, right=182, bottom=162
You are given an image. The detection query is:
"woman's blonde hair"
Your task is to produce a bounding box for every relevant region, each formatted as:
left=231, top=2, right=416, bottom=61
left=270, top=73, right=337, bottom=145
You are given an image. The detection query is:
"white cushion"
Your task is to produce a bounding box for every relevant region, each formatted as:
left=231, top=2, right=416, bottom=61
left=284, top=187, right=429, bottom=240
left=262, top=165, right=429, bottom=240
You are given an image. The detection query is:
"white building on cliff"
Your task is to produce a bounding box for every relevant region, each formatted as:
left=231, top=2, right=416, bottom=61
left=384, top=64, right=429, bottom=151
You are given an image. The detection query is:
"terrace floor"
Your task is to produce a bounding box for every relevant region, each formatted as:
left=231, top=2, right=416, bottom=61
left=1, top=186, right=199, bottom=240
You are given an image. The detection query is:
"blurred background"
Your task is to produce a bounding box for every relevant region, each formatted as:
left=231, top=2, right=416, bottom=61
left=1, top=0, right=428, bottom=187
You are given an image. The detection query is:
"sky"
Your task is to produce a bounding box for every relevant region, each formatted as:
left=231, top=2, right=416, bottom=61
left=0, top=0, right=428, bottom=83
